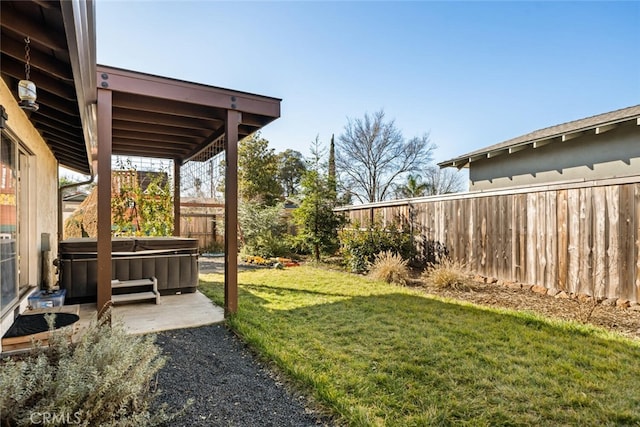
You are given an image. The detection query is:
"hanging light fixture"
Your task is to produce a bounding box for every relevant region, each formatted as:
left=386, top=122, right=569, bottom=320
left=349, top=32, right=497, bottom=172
left=18, top=36, right=39, bottom=112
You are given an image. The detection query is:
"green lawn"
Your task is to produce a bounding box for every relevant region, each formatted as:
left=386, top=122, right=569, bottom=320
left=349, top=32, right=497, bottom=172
left=199, top=266, right=640, bottom=426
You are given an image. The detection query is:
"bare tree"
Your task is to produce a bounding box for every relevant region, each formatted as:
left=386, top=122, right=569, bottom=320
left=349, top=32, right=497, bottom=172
left=423, top=166, right=466, bottom=195
left=336, top=110, right=436, bottom=203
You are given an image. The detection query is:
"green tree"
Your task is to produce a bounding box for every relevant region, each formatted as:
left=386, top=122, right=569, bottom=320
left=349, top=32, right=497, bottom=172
left=238, top=132, right=282, bottom=205
left=328, top=134, right=336, bottom=194
left=238, top=200, right=289, bottom=257
left=293, top=137, right=343, bottom=261
left=395, top=174, right=430, bottom=198
left=276, top=149, right=306, bottom=198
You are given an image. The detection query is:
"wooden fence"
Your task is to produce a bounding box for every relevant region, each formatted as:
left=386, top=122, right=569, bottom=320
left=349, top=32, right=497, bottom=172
left=180, top=212, right=223, bottom=253
left=336, top=176, right=640, bottom=302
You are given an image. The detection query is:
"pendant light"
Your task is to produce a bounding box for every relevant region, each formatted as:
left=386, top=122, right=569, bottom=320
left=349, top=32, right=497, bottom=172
left=18, top=36, right=39, bottom=112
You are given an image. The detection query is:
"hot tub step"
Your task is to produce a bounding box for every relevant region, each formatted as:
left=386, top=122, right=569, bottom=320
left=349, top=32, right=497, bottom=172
left=112, top=291, right=158, bottom=304
left=111, top=277, right=160, bottom=305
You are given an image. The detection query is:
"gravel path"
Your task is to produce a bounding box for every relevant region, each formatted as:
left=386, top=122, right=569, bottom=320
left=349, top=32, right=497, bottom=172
left=153, top=324, right=333, bottom=427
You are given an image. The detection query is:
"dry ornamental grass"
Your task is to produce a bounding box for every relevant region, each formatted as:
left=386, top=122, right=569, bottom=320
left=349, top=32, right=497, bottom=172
left=368, top=251, right=409, bottom=285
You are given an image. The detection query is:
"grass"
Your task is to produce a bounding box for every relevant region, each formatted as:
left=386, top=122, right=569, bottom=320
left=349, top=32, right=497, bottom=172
left=199, top=266, right=640, bottom=426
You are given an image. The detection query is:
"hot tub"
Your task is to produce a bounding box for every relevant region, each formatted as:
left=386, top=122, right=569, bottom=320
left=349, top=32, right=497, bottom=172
left=58, top=237, right=199, bottom=304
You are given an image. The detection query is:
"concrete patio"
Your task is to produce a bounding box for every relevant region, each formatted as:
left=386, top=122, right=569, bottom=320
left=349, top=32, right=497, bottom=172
left=74, top=291, right=225, bottom=337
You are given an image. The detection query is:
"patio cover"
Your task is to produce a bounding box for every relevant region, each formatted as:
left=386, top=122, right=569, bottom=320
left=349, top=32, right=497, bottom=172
left=0, top=0, right=281, bottom=315
left=95, top=66, right=281, bottom=315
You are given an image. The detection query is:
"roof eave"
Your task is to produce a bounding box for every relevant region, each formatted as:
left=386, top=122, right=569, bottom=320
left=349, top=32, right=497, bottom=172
left=438, top=113, right=640, bottom=169
left=61, top=0, right=97, bottom=176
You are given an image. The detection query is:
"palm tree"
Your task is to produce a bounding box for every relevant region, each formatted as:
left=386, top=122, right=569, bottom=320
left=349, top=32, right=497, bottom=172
left=396, top=174, right=430, bottom=198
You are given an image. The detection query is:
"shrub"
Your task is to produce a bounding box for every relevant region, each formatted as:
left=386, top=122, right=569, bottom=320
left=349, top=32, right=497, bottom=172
left=339, top=218, right=414, bottom=273
left=239, top=201, right=291, bottom=258
left=368, top=251, right=409, bottom=285
left=422, top=258, right=470, bottom=290
left=0, top=310, right=180, bottom=426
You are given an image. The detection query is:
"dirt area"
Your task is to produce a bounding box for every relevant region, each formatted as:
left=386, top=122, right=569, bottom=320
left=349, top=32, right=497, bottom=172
left=410, top=273, right=640, bottom=341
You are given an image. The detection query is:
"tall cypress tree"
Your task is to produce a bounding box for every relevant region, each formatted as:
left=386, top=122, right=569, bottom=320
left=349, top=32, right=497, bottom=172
left=293, top=137, right=342, bottom=261
left=328, top=134, right=336, bottom=195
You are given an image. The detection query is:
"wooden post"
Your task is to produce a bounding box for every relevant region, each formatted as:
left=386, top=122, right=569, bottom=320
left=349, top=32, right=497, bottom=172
left=174, top=160, right=181, bottom=236
left=96, top=87, right=112, bottom=317
left=224, top=110, right=240, bottom=315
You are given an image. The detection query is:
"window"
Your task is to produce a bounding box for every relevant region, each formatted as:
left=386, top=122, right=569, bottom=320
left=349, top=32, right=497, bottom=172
left=0, top=132, right=17, bottom=314
left=0, top=131, right=31, bottom=316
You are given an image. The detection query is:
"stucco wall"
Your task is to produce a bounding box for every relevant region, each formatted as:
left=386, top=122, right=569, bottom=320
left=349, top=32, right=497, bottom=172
left=0, top=80, right=59, bottom=297
left=469, top=121, right=640, bottom=190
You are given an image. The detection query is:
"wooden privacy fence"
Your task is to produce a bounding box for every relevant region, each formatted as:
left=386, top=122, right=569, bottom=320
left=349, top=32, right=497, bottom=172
left=336, top=176, right=640, bottom=303
left=180, top=212, right=223, bottom=253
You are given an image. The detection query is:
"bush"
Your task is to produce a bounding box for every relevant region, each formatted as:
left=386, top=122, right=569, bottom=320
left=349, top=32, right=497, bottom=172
left=239, top=201, right=291, bottom=258
left=339, top=218, right=414, bottom=273
left=368, top=251, right=409, bottom=285
left=421, top=258, right=470, bottom=290
left=0, top=310, right=180, bottom=426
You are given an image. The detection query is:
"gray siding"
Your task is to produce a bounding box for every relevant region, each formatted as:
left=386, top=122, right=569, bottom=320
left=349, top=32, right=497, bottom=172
left=469, top=122, right=640, bottom=190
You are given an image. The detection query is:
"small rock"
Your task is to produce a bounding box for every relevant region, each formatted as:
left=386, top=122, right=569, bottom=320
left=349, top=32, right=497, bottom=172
left=547, top=288, right=560, bottom=297
left=507, top=282, right=522, bottom=290
left=531, top=285, right=547, bottom=295
left=555, top=291, right=570, bottom=299
left=577, top=293, right=592, bottom=303
left=616, top=299, right=630, bottom=309
left=601, top=298, right=618, bottom=307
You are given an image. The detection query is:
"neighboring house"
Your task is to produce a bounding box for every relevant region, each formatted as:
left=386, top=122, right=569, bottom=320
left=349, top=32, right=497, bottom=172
left=0, top=0, right=281, bottom=348
left=438, top=105, right=640, bottom=191
left=62, top=191, right=89, bottom=224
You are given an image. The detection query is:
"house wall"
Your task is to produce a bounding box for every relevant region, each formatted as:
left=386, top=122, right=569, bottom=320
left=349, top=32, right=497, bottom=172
left=0, top=79, right=59, bottom=341
left=469, top=122, right=640, bottom=190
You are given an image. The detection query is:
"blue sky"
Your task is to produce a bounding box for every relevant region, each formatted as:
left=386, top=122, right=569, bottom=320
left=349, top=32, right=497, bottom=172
left=95, top=0, right=640, bottom=167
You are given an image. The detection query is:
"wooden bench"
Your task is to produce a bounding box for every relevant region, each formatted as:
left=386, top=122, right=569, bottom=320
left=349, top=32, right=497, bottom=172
left=111, top=277, right=160, bottom=305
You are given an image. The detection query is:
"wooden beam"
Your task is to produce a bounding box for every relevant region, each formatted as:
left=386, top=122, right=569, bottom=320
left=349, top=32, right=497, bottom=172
left=112, top=129, right=200, bottom=145
left=113, top=93, right=226, bottom=121
left=509, top=144, right=530, bottom=154
left=112, top=120, right=211, bottom=139
left=0, top=55, right=77, bottom=100
left=96, top=88, right=113, bottom=318
left=112, top=107, right=217, bottom=130
left=451, top=159, right=469, bottom=169
left=595, top=124, right=617, bottom=134
left=487, top=149, right=508, bottom=158
left=174, top=160, right=181, bottom=236
left=533, top=139, right=552, bottom=148
left=225, top=110, right=240, bottom=315
left=468, top=154, right=486, bottom=163
left=561, top=132, right=583, bottom=142
left=97, top=66, right=281, bottom=118
left=0, top=36, right=73, bottom=82
left=0, top=7, right=68, bottom=51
